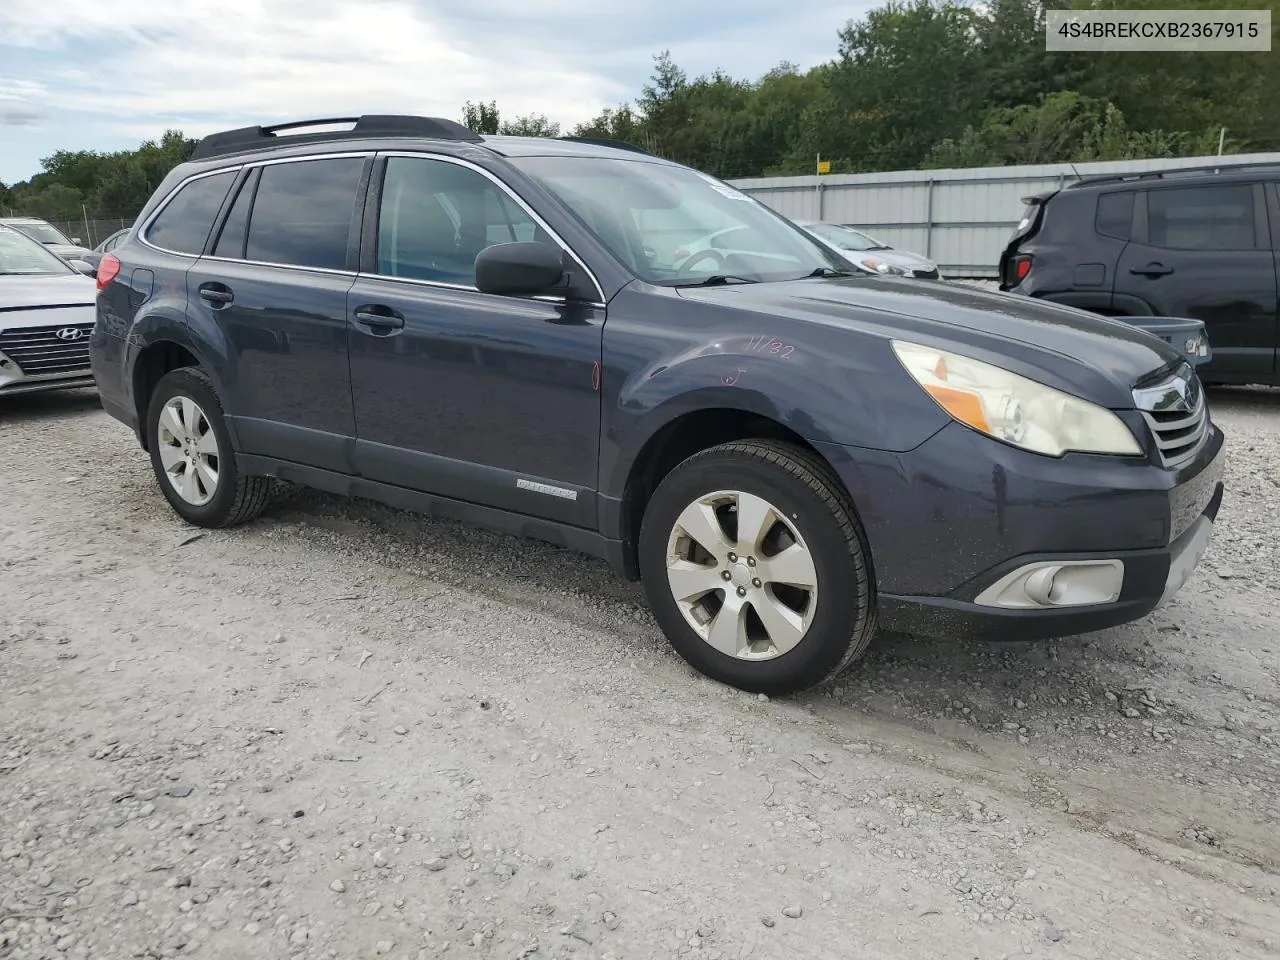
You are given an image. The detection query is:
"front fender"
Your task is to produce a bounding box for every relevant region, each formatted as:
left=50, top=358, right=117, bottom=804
left=599, top=316, right=950, bottom=502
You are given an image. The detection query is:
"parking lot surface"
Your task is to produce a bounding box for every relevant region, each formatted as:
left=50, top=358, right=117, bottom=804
left=2, top=388, right=1278, bottom=960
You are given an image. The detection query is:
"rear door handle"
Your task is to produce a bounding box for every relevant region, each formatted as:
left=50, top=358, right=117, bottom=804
left=352, top=305, right=405, bottom=333
left=198, top=283, right=234, bottom=306
left=1130, top=263, right=1174, bottom=277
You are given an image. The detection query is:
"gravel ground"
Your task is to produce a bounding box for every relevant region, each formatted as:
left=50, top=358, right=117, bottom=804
left=1, top=386, right=1278, bottom=960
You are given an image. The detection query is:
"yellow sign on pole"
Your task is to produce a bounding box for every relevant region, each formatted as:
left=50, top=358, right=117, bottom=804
left=816, top=160, right=831, bottom=175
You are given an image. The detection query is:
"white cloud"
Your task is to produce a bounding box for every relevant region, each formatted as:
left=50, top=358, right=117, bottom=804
left=0, top=0, right=876, bottom=182
left=2, top=0, right=621, bottom=132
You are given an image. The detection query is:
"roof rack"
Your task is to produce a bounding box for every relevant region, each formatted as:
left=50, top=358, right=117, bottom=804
left=1067, top=159, right=1280, bottom=189
left=190, top=115, right=484, bottom=161
left=555, top=136, right=653, bottom=156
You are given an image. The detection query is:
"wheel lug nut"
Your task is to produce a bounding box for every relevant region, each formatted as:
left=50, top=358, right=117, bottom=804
left=752, top=578, right=761, bottom=588
left=727, top=553, right=737, bottom=562
left=721, top=571, right=732, bottom=581
left=736, top=587, right=746, bottom=597
left=747, top=557, right=756, bottom=567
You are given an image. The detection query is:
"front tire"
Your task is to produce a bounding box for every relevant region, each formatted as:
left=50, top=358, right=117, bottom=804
left=145, top=367, right=274, bottom=528
left=638, top=440, right=876, bottom=695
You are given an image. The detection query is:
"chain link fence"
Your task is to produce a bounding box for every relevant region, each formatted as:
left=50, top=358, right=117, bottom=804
left=44, top=217, right=137, bottom=250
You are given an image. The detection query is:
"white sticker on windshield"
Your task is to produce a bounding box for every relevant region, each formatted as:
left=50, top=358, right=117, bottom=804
left=698, top=173, right=755, bottom=202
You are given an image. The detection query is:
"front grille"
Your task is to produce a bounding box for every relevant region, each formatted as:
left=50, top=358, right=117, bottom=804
left=0, top=322, right=94, bottom=376
left=1133, top=367, right=1209, bottom=468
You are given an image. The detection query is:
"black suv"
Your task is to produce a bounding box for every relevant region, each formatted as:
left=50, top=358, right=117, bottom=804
left=999, top=162, right=1280, bottom=386
left=90, top=115, right=1225, bottom=695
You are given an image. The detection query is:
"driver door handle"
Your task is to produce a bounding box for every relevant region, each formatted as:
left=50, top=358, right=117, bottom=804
left=1130, top=263, right=1174, bottom=277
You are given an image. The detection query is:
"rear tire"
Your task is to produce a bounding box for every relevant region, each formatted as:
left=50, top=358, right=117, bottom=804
left=145, top=367, right=274, bottom=528
left=638, top=439, right=876, bottom=695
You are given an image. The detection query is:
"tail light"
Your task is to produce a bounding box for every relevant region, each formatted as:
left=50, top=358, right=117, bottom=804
left=96, top=253, right=121, bottom=290
left=1011, top=254, right=1033, bottom=283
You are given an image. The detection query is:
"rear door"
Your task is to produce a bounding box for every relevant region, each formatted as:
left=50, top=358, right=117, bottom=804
left=187, top=154, right=371, bottom=473
left=1114, top=181, right=1276, bottom=381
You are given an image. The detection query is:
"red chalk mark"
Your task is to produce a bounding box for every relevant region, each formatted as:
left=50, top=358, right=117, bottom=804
left=722, top=367, right=746, bottom=386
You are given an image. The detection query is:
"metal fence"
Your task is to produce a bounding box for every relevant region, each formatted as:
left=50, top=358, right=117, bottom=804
left=46, top=218, right=135, bottom=250
left=729, top=151, right=1280, bottom=278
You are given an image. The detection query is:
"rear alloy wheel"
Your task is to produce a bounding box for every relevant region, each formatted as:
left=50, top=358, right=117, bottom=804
left=145, top=367, right=275, bottom=528
left=639, top=440, right=876, bottom=694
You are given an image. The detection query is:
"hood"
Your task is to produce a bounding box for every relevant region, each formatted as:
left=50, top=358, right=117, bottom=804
left=676, top=276, right=1183, bottom=406
left=0, top=272, right=97, bottom=310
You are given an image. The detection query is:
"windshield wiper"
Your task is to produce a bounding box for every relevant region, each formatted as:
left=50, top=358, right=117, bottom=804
left=673, top=274, right=759, bottom=287
left=802, top=266, right=854, bottom=278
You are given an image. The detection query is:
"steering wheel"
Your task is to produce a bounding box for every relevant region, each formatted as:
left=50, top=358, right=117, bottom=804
left=677, top=249, right=725, bottom=274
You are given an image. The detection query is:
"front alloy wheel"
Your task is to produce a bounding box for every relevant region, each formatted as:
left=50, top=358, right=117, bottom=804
left=666, top=490, right=818, bottom=660
left=639, top=439, right=877, bottom=695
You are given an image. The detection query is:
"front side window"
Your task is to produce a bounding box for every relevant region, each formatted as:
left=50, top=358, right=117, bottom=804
left=1146, top=184, right=1255, bottom=250
left=376, top=156, right=555, bottom=286
left=0, top=226, right=75, bottom=275
left=510, top=156, right=848, bottom=284
left=245, top=157, right=365, bottom=269
left=146, top=171, right=236, bottom=255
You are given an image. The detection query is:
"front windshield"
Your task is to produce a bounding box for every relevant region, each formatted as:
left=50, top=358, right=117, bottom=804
left=806, top=223, right=888, bottom=251
left=0, top=227, right=76, bottom=275
left=9, top=221, right=72, bottom=246
left=510, top=156, right=850, bottom=285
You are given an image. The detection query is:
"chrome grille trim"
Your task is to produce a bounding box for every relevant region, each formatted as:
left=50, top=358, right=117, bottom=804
left=0, top=322, right=94, bottom=376
left=1133, top=365, right=1209, bottom=468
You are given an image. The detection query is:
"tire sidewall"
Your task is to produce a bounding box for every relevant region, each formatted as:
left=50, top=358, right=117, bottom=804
left=638, top=449, right=871, bottom=694
left=145, top=369, right=241, bottom=526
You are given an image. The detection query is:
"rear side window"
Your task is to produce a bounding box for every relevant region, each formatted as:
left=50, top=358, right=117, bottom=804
left=245, top=157, right=365, bottom=270
left=1147, top=184, right=1256, bottom=250
left=1094, top=191, right=1133, bottom=240
left=146, top=171, right=236, bottom=255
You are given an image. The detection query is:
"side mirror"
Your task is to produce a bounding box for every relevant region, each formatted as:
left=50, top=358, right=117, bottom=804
left=71, top=237, right=83, bottom=245
left=475, top=242, right=565, bottom=297
left=69, top=258, right=97, bottom=277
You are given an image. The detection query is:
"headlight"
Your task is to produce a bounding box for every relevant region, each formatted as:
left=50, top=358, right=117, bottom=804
left=890, top=340, right=1143, bottom=457
left=860, top=258, right=910, bottom=276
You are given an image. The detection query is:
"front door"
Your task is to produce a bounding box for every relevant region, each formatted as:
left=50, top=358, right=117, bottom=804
left=346, top=154, right=603, bottom=527
left=1113, top=181, right=1277, bottom=382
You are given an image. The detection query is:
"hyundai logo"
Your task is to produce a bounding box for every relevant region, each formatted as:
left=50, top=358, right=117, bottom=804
left=55, top=327, right=85, bottom=342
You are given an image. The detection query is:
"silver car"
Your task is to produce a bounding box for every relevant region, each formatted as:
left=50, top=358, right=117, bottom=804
left=795, top=221, right=942, bottom=279
left=0, top=216, right=95, bottom=263
left=0, top=225, right=98, bottom=397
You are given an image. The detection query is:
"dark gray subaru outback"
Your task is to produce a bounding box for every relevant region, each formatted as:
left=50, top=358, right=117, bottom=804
left=89, top=115, right=1225, bottom=695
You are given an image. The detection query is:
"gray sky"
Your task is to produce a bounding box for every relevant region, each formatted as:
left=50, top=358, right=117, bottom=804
left=0, top=0, right=875, bottom=188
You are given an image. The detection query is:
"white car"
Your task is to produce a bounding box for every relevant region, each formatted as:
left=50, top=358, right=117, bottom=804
left=795, top=221, right=942, bottom=279
left=0, top=224, right=98, bottom=397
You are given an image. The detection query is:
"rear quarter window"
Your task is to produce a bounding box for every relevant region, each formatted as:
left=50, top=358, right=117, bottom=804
left=1094, top=191, right=1134, bottom=240
left=145, top=171, right=237, bottom=255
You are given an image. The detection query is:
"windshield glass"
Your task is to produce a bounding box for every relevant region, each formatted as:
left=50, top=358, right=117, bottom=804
left=805, top=223, right=887, bottom=251
left=8, top=221, right=72, bottom=246
left=509, top=156, right=849, bottom=285
left=0, top=226, right=76, bottom=275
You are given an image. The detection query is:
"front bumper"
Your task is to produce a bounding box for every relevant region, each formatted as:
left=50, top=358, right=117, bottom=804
left=816, top=417, right=1226, bottom=642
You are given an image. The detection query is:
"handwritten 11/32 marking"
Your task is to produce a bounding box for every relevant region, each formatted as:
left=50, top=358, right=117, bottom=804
left=743, top=335, right=795, bottom=358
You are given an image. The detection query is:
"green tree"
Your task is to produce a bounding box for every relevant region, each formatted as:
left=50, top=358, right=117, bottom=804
left=461, top=100, right=501, bottom=135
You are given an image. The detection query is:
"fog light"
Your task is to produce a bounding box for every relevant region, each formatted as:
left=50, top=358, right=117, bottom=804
left=974, top=559, right=1124, bottom=609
